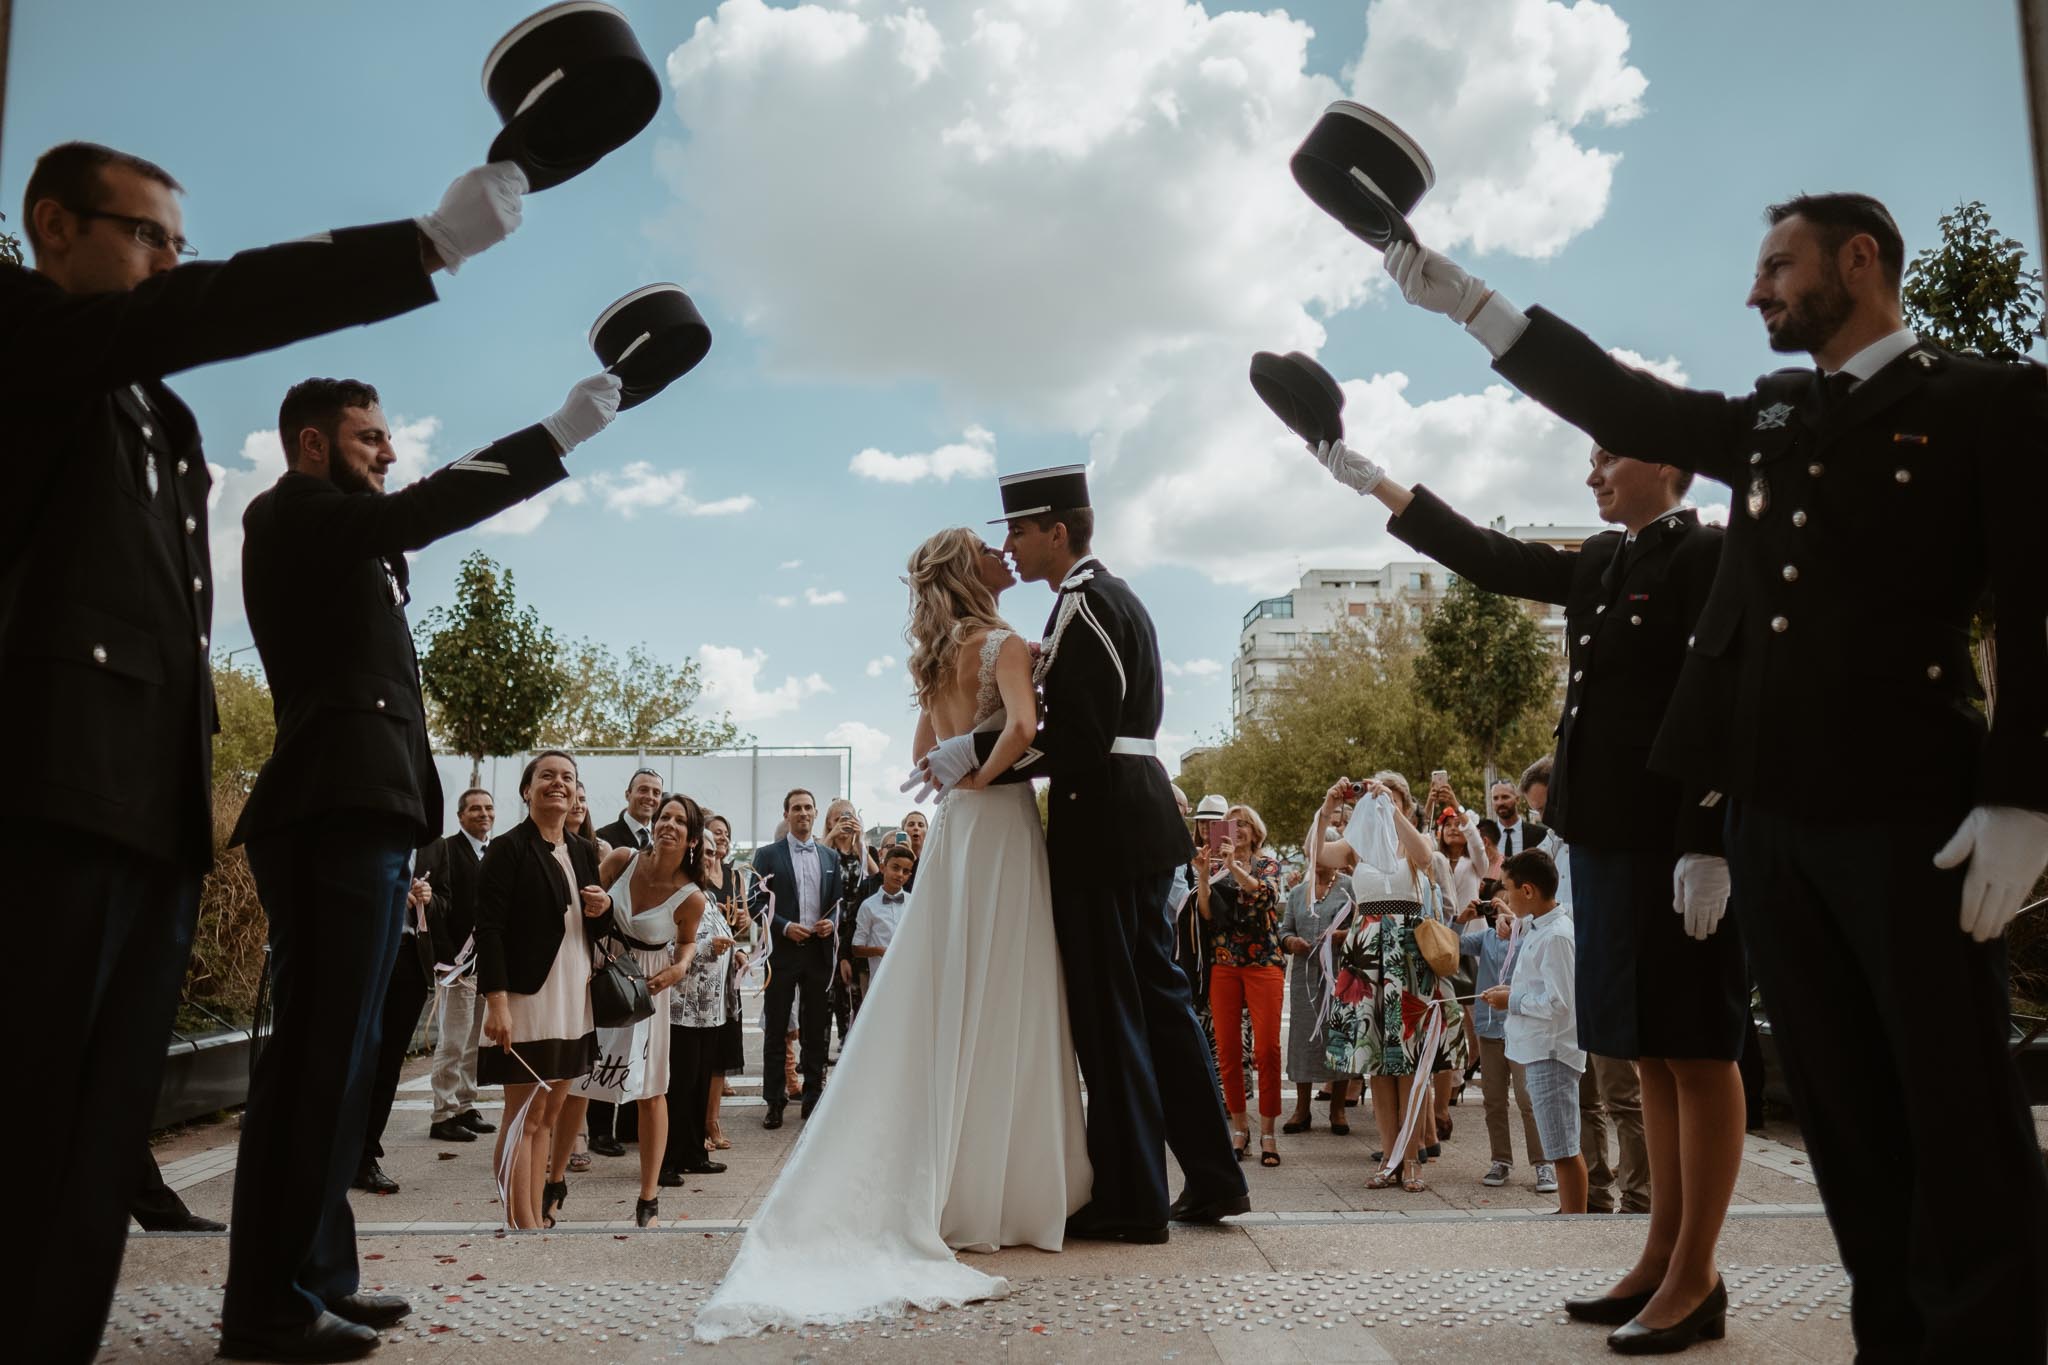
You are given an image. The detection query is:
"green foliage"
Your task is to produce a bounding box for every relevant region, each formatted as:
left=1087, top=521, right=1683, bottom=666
left=1414, top=577, right=1558, bottom=787
left=1902, top=200, right=2043, bottom=361
left=417, top=551, right=567, bottom=784
left=0, top=212, right=20, bottom=267
left=210, top=660, right=276, bottom=794
left=537, top=639, right=746, bottom=752
left=1178, top=615, right=1553, bottom=855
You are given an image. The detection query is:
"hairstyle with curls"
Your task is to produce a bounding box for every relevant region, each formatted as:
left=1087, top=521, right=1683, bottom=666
left=904, top=527, right=1010, bottom=712
left=654, top=792, right=709, bottom=885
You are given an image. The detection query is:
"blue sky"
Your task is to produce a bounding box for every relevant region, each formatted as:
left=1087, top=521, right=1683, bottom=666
left=5, top=1, right=2036, bottom=819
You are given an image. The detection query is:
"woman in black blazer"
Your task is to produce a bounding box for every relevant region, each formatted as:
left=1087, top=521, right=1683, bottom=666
left=475, top=750, right=611, bottom=1229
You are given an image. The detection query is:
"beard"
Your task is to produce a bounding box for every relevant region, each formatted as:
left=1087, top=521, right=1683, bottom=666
left=1765, top=261, right=1854, bottom=354
left=330, top=459, right=383, bottom=496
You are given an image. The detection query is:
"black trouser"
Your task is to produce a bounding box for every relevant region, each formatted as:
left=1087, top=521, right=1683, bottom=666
left=132, top=1143, right=195, bottom=1227
left=1728, top=802, right=2048, bottom=1360
left=1053, top=869, right=1244, bottom=1227
left=19, top=820, right=202, bottom=1365
left=585, top=1095, right=638, bottom=1145
left=360, top=935, right=432, bottom=1161
left=760, top=939, right=833, bottom=1108
left=664, top=1025, right=717, bottom=1171
left=225, top=817, right=411, bottom=1335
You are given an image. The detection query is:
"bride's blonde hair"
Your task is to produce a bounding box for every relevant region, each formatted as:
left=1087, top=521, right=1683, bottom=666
left=905, top=528, right=1008, bottom=711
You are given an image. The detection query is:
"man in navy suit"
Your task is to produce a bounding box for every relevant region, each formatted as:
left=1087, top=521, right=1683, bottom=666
left=749, top=789, right=843, bottom=1126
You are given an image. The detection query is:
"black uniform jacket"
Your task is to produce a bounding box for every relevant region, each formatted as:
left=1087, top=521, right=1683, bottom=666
left=1495, top=308, right=2048, bottom=819
left=419, top=831, right=486, bottom=968
left=1391, top=486, right=1725, bottom=854
left=231, top=425, right=567, bottom=847
left=749, top=835, right=845, bottom=955
left=979, top=558, right=1193, bottom=886
left=473, top=817, right=609, bottom=996
left=0, top=222, right=437, bottom=868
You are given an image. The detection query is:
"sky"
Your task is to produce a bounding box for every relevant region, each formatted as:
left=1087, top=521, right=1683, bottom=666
left=5, top=0, right=2038, bottom=823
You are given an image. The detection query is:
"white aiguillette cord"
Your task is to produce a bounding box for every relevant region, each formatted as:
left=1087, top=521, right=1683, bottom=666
left=494, top=1044, right=554, bottom=1227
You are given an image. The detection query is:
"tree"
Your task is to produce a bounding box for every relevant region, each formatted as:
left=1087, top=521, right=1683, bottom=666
left=211, top=660, right=277, bottom=793
left=1902, top=200, right=2043, bottom=361
left=1413, top=577, right=1557, bottom=792
left=537, top=639, right=746, bottom=752
left=1, top=211, right=21, bottom=267
left=417, top=551, right=567, bottom=786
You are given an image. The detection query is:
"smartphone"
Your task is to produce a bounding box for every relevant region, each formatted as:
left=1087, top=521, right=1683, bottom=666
left=1203, top=817, right=1238, bottom=856
left=1431, top=768, right=1449, bottom=787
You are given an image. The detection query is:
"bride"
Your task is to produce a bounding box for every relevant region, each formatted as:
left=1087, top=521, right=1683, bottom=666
left=692, top=527, right=1091, bottom=1342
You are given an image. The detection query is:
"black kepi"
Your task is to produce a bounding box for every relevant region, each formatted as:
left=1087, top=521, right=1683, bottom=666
left=1290, top=101, right=1434, bottom=251
left=1249, top=351, right=1344, bottom=445
left=483, top=2, right=661, bottom=192
left=589, top=284, right=713, bottom=410
left=990, top=464, right=1090, bottom=524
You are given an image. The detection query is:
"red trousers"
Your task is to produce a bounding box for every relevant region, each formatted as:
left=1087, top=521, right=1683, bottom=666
left=1210, top=963, right=1284, bottom=1118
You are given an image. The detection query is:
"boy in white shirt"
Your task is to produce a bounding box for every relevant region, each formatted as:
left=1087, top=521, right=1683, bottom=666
left=1481, top=849, right=1586, bottom=1214
left=850, top=845, right=915, bottom=1015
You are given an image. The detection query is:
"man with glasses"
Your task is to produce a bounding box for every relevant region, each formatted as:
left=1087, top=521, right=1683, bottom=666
left=589, top=767, right=668, bottom=1154
left=5, top=139, right=526, bottom=1365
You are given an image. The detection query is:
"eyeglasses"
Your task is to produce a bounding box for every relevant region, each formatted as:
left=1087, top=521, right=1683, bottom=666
left=70, top=208, right=197, bottom=258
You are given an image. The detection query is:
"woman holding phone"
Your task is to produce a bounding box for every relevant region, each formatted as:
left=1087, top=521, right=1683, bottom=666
left=1195, top=801, right=1285, bottom=1167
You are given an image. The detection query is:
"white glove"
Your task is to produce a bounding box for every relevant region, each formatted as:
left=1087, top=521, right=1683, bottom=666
left=900, top=733, right=978, bottom=802
left=1671, top=852, right=1730, bottom=942
left=540, top=373, right=623, bottom=454
left=1384, top=240, right=1489, bottom=324
left=1310, top=439, right=1385, bottom=497
left=416, top=162, right=528, bottom=274
left=1933, top=805, right=2048, bottom=942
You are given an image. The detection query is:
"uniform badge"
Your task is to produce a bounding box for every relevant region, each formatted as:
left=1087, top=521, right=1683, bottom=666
left=382, top=559, right=405, bottom=606
left=144, top=453, right=159, bottom=498
left=1746, top=472, right=1769, bottom=519
left=1753, top=402, right=1793, bottom=430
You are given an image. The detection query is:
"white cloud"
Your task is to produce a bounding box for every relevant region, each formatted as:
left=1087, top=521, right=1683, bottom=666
left=696, top=643, right=832, bottom=722
left=823, top=718, right=906, bottom=825
left=1164, top=657, right=1224, bottom=678
left=592, top=460, right=758, bottom=518
left=864, top=654, right=899, bottom=678
left=479, top=478, right=586, bottom=535
left=1608, top=348, right=1688, bottom=386
left=849, top=424, right=998, bottom=484
left=779, top=558, right=804, bottom=570
left=770, top=594, right=797, bottom=608
left=804, top=587, right=848, bottom=606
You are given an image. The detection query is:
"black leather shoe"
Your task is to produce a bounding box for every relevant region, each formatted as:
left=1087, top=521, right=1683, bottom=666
left=540, top=1179, right=568, bottom=1227
left=1564, top=1287, right=1654, bottom=1325
left=1167, top=1189, right=1251, bottom=1224
left=589, top=1135, right=627, bottom=1157
left=1063, top=1212, right=1169, bottom=1245
left=1608, top=1278, right=1727, bottom=1355
left=678, top=1158, right=728, bottom=1175
left=327, top=1292, right=411, bottom=1329
left=429, top=1119, right=478, bottom=1143
left=459, top=1110, right=497, bottom=1134
left=763, top=1109, right=784, bottom=1130
left=219, top=1310, right=379, bottom=1362
left=658, top=1167, right=684, bottom=1187
left=351, top=1160, right=399, bottom=1194
left=134, top=1207, right=227, bottom=1233
left=800, top=1093, right=820, bottom=1120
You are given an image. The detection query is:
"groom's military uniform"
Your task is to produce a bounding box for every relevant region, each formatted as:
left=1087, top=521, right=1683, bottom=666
left=978, top=471, right=1246, bottom=1232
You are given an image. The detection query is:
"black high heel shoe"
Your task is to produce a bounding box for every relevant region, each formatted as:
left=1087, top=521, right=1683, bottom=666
left=1563, top=1287, right=1654, bottom=1325
left=1607, top=1278, right=1726, bottom=1355
left=541, top=1180, right=567, bottom=1228
left=635, top=1197, right=660, bottom=1228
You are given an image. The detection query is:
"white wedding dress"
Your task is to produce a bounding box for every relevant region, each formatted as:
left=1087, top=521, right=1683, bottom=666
left=692, top=630, right=1091, bottom=1342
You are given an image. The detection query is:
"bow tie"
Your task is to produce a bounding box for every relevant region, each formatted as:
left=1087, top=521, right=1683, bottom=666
left=881, top=892, right=905, bottom=905
left=792, top=840, right=816, bottom=854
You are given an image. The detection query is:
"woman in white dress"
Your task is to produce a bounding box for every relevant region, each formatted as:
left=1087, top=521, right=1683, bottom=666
left=694, top=527, right=1090, bottom=1342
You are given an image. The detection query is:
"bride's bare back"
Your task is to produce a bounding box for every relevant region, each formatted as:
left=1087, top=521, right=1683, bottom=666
left=927, top=627, right=1033, bottom=741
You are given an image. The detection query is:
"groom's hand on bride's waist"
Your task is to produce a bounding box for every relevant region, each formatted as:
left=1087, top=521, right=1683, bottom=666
left=901, top=733, right=980, bottom=800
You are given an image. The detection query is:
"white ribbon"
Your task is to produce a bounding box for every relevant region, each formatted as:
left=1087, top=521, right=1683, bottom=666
left=1378, top=998, right=1447, bottom=1180
left=494, top=1045, right=553, bottom=1227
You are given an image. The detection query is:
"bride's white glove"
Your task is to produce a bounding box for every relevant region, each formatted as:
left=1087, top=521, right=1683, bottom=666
left=1671, top=852, right=1731, bottom=941
left=901, top=733, right=979, bottom=802
left=1933, top=805, right=2048, bottom=942
left=1311, top=439, right=1385, bottom=496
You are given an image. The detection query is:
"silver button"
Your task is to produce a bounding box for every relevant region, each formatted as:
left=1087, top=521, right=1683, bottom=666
left=1808, top=462, right=1824, bottom=477
left=141, top=424, right=152, bottom=439
left=1687, top=634, right=1696, bottom=647
left=183, top=515, right=197, bottom=534
left=1570, top=705, right=1579, bottom=716
left=1596, top=604, right=1607, bottom=614
left=1770, top=615, right=1789, bottom=633
left=92, top=645, right=108, bottom=665
left=199, top=633, right=210, bottom=651
left=1665, top=517, right=1679, bottom=529
left=1068, top=792, right=1077, bottom=800
left=1572, top=670, right=1584, bottom=682
left=1749, top=451, right=1763, bottom=465
left=1926, top=665, right=1943, bottom=682
left=375, top=698, right=387, bottom=710
left=1782, top=564, right=1799, bottom=582
left=1894, top=468, right=1912, bottom=484
left=191, top=576, right=204, bottom=593
left=1791, top=510, right=1807, bottom=528
left=1578, top=634, right=1591, bottom=645
left=176, top=458, right=189, bottom=475
left=1629, top=615, right=1642, bottom=625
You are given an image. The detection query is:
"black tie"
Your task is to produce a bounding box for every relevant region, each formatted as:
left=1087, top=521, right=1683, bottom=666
left=1816, top=369, right=1854, bottom=412
left=1506, top=826, right=1517, bottom=856
left=636, top=829, right=650, bottom=850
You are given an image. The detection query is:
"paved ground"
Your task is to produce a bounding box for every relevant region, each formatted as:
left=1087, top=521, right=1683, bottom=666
left=113, top=1011, right=2048, bottom=1363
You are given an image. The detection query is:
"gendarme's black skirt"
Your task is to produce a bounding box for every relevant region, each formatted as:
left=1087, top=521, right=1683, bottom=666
left=1569, top=844, right=1746, bottom=1060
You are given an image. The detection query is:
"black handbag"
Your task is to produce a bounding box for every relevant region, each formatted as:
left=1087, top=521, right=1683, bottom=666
left=590, top=935, right=655, bottom=1029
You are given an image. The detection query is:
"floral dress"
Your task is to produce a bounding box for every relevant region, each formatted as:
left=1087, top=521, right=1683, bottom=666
left=1207, top=854, right=1284, bottom=968
left=1323, top=861, right=1466, bottom=1078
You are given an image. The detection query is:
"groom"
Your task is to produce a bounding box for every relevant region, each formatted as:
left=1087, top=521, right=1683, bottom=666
left=917, top=465, right=1248, bottom=1241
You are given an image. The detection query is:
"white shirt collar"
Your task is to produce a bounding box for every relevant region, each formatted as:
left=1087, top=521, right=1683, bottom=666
left=1831, top=327, right=1919, bottom=384
left=1624, top=505, right=1685, bottom=544
left=462, top=830, right=488, bottom=858
left=1059, top=554, right=1103, bottom=590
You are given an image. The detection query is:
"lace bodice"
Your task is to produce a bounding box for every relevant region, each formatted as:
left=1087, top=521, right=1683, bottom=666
left=972, top=629, right=1013, bottom=729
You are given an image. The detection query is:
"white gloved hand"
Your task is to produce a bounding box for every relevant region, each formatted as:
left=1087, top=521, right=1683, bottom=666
left=1384, top=240, right=1489, bottom=324
left=1310, top=439, right=1385, bottom=496
left=416, top=162, right=528, bottom=274
left=539, top=373, right=623, bottom=454
left=1671, top=852, right=1731, bottom=941
left=900, top=733, right=979, bottom=802
left=1933, top=805, right=2048, bottom=942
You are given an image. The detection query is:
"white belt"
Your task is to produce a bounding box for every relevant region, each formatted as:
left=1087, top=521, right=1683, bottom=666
left=1110, top=736, right=1158, bottom=757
